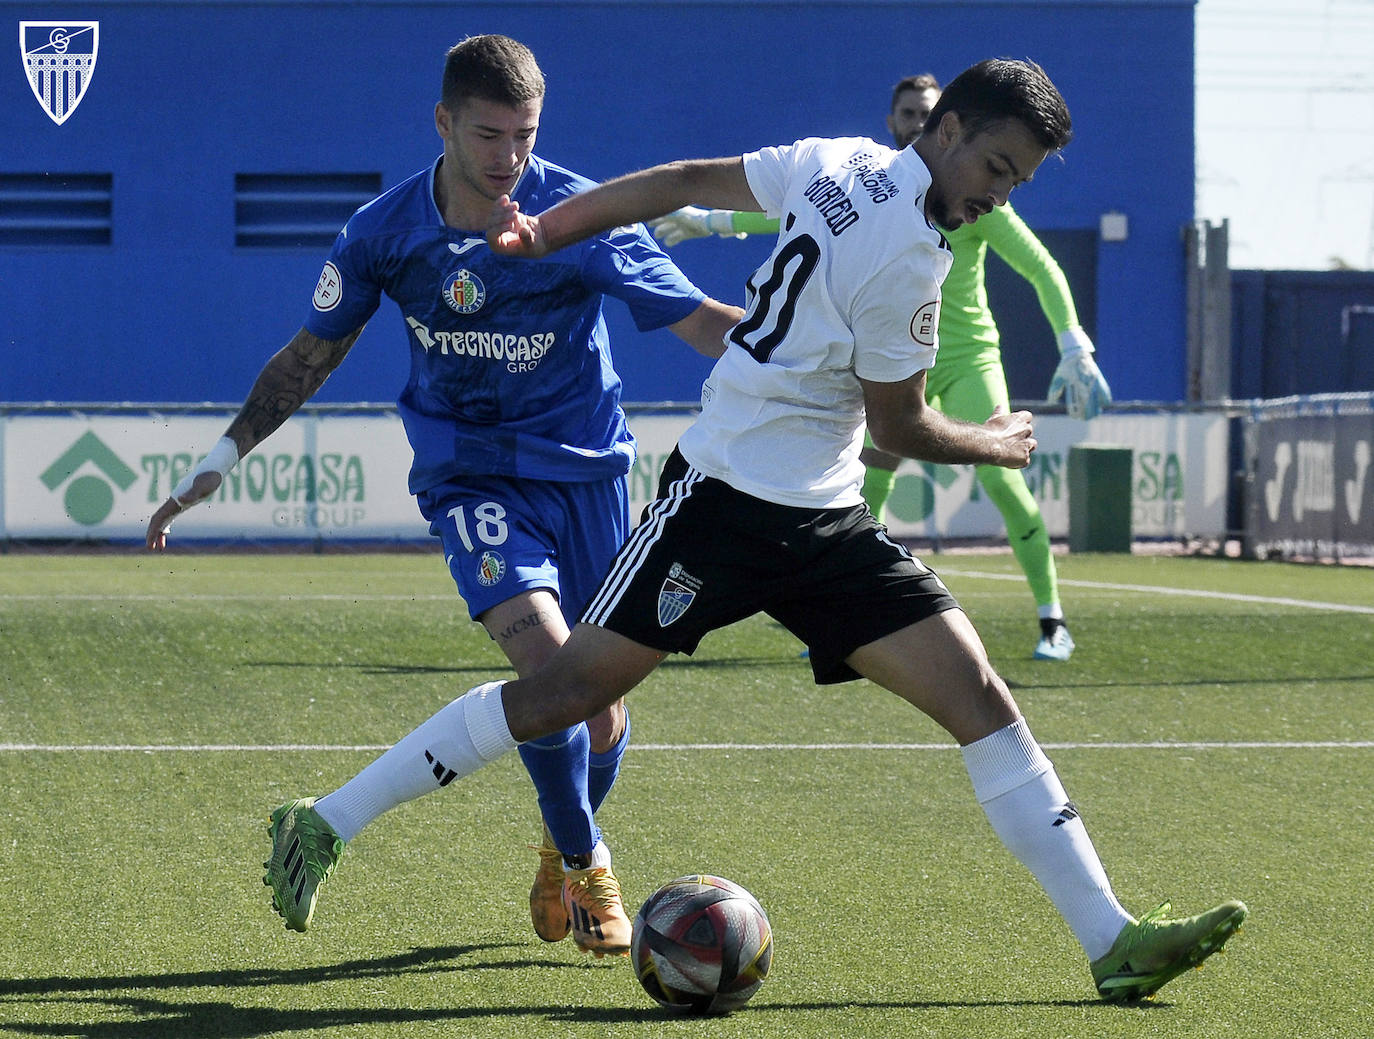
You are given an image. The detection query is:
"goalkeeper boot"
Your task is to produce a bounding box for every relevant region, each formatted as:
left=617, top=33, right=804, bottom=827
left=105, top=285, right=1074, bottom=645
left=1091, top=899, right=1249, bottom=1001
left=1033, top=618, right=1075, bottom=661
left=563, top=865, right=633, bottom=957
left=263, top=797, right=344, bottom=932
left=529, top=824, right=571, bottom=942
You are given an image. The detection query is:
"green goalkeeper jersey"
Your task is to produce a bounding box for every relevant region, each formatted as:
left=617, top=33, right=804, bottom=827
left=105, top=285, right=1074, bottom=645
left=938, top=202, right=1079, bottom=362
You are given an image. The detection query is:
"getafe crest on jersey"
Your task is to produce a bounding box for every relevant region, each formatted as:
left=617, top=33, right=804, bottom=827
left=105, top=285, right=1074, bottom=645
left=20, top=22, right=99, bottom=125
left=443, top=269, right=487, bottom=314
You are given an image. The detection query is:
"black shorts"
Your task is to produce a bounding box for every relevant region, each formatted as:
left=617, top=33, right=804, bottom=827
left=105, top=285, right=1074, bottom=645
left=581, top=448, right=960, bottom=684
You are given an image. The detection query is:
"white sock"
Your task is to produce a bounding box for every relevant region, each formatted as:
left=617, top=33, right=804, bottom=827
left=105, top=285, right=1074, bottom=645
left=315, top=681, right=517, bottom=842
left=565, top=840, right=612, bottom=871
left=1038, top=603, right=1064, bottom=621
left=962, top=718, right=1132, bottom=961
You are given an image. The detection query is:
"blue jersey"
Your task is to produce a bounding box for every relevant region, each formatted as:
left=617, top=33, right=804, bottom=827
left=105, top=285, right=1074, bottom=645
left=304, top=155, right=706, bottom=494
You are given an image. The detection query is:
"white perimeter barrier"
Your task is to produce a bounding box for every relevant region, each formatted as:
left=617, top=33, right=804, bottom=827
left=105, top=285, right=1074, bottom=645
left=0, top=405, right=1229, bottom=543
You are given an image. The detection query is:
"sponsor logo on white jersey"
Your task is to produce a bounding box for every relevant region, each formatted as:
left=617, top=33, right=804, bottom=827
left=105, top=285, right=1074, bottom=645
left=840, top=152, right=900, bottom=204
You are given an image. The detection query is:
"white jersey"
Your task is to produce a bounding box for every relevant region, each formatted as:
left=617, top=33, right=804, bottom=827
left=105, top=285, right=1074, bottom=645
left=678, top=136, right=952, bottom=508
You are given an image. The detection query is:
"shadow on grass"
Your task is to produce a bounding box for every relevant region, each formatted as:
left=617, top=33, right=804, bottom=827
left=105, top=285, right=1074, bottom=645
left=0, top=944, right=534, bottom=999
left=0, top=944, right=1158, bottom=1036
left=0, top=995, right=1159, bottom=1038
left=246, top=654, right=804, bottom=677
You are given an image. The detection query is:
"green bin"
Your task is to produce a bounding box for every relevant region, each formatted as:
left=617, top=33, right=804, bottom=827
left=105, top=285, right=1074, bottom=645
left=1068, top=444, right=1133, bottom=552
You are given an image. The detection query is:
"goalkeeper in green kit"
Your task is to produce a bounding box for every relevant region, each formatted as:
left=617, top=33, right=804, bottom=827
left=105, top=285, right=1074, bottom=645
left=649, top=73, right=1111, bottom=661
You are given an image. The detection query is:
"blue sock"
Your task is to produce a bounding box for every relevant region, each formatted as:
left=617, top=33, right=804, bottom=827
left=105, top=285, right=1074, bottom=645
left=517, top=723, right=599, bottom=858
left=587, top=707, right=630, bottom=814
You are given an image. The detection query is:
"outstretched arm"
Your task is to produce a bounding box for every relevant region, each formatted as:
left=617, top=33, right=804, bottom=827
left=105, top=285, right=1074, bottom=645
left=861, top=370, right=1037, bottom=470
left=488, top=158, right=758, bottom=258
left=648, top=207, right=781, bottom=246
left=145, top=325, right=363, bottom=549
left=668, top=298, right=744, bottom=359
left=983, top=207, right=1111, bottom=419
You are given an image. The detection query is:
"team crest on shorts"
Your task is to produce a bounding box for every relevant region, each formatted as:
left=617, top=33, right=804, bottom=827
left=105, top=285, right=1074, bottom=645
left=657, top=562, right=702, bottom=627
left=477, top=551, right=505, bottom=587
left=442, top=268, right=486, bottom=314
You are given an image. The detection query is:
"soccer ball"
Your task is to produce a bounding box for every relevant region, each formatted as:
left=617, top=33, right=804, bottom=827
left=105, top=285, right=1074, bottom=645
left=630, top=874, right=773, bottom=1014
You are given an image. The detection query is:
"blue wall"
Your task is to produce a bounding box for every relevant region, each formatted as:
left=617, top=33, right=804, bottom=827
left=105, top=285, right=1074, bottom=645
left=1, top=0, right=1196, bottom=404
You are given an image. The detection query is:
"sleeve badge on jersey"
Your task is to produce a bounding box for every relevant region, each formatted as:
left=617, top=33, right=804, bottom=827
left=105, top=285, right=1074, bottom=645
left=313, top=261, right=343, bottom=311
left=909, top=300, right=939, bottom=346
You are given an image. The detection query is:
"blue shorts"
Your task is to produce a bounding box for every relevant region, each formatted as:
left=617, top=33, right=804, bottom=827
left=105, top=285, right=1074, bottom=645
left=417, top=474, right=631, bottom=625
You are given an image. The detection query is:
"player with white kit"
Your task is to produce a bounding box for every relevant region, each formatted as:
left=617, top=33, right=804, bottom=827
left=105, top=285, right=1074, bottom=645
left=145, top=34, right=740, bottom=957
left=649, top=72, right=1112, bottom=661
left=254, top=58, right=1247, bottom=1002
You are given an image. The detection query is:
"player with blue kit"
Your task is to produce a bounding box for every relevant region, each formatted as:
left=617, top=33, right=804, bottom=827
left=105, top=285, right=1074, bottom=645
left=146, top=34, right=741, bottom=957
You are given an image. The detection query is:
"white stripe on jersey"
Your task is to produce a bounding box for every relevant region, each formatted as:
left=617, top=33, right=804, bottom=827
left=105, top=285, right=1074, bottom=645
left=582, top=462, right=706, bottom=626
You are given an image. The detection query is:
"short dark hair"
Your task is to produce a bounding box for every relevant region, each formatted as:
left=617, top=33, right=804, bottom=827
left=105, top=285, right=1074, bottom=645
left=921, top=58, right=1071, bottom=152
left=441, top=34, right=545, bottom=111
left=890, top=73, right=941, bottom=113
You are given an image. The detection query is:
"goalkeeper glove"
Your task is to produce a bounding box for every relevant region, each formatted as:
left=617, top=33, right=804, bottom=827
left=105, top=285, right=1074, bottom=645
left=647, top=206, right=745, bottom=247
left=1047, top=328, right=1112, bottom=420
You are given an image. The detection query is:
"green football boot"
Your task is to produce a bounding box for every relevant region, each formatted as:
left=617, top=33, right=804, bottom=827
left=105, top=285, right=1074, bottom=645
left=263, top=797, right=344, bottom=932
left=1091, top=899, right=1248, bottom=1001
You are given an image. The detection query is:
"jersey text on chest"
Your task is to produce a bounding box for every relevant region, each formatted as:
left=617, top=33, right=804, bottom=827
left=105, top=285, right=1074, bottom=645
left=802, top=173, right=862, bottom=236
left=405, top=316, right=556, bottom=373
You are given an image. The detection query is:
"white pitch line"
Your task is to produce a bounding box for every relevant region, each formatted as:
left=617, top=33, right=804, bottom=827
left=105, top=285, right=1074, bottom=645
left=4, top=575, right=1368, bottom=613
left=0, top=741, right=1369, bottom=753
left=0, top=593, right=457, bottom=602
left=940, top=568, right=1374, bottom=614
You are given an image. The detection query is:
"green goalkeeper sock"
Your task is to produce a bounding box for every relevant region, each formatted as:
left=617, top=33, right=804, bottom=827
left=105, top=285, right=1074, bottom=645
left=863, top=465, right=897, bottom=522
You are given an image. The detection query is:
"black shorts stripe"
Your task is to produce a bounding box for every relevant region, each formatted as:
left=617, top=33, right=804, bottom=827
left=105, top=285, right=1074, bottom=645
left=582, top=462, right=705, bottom=626
left=581, top=447, right=959, bottom=684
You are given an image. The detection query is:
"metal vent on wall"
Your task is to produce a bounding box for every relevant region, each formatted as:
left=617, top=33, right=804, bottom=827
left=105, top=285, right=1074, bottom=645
left=234, top=172, right=382, bottom=248
left=0, top=173, right=113, bottom=246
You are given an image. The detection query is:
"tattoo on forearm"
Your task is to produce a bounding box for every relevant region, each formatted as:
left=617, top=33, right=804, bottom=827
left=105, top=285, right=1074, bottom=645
left=227, top=329, right=360, bottom=449
left=496, top=609, right=556, bottom=643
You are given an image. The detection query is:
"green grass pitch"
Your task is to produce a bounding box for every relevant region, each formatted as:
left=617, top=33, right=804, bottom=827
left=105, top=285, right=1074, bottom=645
left=0, top=549, right=1370, bottom=1038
